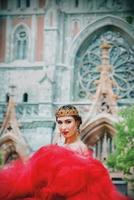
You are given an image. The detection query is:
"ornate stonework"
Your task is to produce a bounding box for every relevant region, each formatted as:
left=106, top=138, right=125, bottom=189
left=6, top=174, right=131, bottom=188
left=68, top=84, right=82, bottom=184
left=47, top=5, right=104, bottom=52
left=0, top=0, right=134, bottom=158
left=92, top=41, right=119, bottom=115
left=81, top=41, right=119, bottom=162
left=0, top=89, right=29, bottom=164
left=0, top=1, right=133, bottom=194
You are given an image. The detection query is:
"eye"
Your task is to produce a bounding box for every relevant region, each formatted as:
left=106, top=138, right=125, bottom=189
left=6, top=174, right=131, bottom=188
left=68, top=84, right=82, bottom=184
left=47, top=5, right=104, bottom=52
left=57, top=120, right=62, bottom=125
left=65, top=120, right=72, bottom=124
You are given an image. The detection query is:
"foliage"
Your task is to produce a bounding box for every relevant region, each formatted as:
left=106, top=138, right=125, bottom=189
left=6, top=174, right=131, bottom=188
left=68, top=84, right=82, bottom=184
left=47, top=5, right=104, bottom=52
left=0, top=151, right=3, bottom=166
left=126, top=16, right=133, bottom=24
left=107, top=106, right=134, bottom=175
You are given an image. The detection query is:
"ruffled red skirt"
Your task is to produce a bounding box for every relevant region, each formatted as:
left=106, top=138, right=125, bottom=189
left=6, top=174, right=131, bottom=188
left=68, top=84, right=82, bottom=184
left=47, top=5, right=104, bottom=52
left=0, top=145, right=131, bottom=200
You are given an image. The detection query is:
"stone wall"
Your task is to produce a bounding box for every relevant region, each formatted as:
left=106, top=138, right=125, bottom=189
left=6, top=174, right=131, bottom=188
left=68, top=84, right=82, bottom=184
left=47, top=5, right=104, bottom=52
left=0, top=0, right=133, bottom=151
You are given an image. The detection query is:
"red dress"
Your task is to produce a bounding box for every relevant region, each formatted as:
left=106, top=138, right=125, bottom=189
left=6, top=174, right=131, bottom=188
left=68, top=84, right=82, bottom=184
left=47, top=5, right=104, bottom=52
left=0, top=144, right=131, bottom=200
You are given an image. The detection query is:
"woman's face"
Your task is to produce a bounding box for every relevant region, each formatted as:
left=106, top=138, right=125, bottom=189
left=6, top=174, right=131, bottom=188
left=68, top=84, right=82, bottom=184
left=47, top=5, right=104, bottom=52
left=57, top=116, right=78, bottom=139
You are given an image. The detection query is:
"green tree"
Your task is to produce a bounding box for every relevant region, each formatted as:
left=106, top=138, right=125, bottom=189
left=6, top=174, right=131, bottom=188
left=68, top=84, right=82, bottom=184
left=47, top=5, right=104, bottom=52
left=0, top=151, right=3, bottom=166
left=107, top=106, right=134, bottom=175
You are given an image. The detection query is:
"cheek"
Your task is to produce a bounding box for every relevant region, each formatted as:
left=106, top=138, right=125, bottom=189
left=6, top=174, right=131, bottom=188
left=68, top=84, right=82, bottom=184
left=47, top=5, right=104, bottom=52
left=57, top=124, right=61, bottom=131
left=58, top=125, right=62, bottom=131
left=68, top=123, right=77, bottom=132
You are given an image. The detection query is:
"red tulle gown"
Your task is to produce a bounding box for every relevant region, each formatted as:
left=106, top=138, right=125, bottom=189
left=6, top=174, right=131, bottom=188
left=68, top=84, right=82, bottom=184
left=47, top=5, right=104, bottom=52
left=0, top=140, right=132, bottom=200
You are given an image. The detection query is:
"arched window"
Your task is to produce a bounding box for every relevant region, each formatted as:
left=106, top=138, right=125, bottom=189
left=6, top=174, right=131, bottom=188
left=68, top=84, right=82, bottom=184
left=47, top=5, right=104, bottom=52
left=94, top=134, right=113, bottom=161
left=13, top=26, right=28, bottom=60
left=16, top=0, right=30, bottom=8
left=23, top=93, right=28, bottom=102
left=6, top=93, right=9, bottom=102
left=75, top=0, right=79, bottom=7
left=0, top=0, right=7, bottom=10
left=26, top=0, right=30, bottom=7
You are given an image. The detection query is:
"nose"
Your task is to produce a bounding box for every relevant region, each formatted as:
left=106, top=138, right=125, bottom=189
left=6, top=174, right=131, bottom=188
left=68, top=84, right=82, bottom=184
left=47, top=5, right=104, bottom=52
left=60, top=123, right=67, bottom=130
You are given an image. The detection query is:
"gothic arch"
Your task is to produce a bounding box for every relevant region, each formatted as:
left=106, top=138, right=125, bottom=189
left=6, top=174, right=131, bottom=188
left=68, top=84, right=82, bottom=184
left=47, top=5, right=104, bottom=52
left=11, top=23, right=31, bottom=37
left=0, top=136, right=20, bottom=164
left=66, top=15, right=134, bottom=101
left=66, top=15, right=134, bottom=67
left=10, top=23, right=31, bottom=61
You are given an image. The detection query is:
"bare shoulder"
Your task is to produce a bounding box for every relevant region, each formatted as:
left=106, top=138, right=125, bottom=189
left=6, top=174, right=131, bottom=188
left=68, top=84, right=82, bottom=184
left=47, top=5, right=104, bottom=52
left=78, top=139, right=88, bottom=149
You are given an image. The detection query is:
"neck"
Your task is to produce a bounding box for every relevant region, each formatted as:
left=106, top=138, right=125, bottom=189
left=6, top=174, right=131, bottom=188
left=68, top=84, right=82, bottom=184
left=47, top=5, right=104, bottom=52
left=65, top=133, right=79, bottom=144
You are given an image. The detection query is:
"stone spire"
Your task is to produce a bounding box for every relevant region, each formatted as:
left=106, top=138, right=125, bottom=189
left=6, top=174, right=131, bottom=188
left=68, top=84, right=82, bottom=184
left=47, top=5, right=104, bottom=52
left=81, top=42, right=119, bottom=156
left=83, top=41, right=119, bottom=127
left=93, top=41, right=119, bottom=115
left=0, top=85, right=19, bottom=135
left=0, top=86, right=29, bottom=164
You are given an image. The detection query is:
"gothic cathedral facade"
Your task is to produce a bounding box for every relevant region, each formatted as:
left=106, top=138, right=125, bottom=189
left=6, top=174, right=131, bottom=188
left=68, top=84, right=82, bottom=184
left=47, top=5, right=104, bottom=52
left=0, top=0, right=134, bottom=154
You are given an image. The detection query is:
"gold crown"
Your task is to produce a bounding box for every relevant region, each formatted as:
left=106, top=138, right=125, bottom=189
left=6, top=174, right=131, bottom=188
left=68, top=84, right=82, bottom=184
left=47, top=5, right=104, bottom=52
left=55, top=108, right=79, bottom=118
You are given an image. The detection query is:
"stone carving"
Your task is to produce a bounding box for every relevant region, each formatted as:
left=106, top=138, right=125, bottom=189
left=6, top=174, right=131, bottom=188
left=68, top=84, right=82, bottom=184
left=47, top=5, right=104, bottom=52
left=71, top=20, right=80, bottom=37
left=76, top=29, right=134, bottom=104
left=81, top=42, right=119, bottom=162
left=0, top=90, right=29, bottom=165
left=112, top=0, right=122, bottom=9
left=93, top=41, right=119, bottom=115
left=98, top=0, right=110, bottom=9
left=17, top=104, right=39, bottom=117
left=97, top=0, right=123, bottom=10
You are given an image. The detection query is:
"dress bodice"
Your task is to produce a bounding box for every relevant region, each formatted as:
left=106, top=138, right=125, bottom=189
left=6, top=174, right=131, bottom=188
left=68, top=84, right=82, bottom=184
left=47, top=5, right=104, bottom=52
left=63, top=138, right=89, bottom=157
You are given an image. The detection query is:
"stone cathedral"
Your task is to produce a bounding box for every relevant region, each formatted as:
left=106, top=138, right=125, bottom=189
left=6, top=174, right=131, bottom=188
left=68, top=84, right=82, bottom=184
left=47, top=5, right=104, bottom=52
left=0, top=0, right=134, bottom=194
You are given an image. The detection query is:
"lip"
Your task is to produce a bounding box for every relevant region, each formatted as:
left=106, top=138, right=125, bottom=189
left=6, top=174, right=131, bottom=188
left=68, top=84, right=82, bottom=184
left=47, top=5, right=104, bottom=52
left=62, top=131, right=68, bottom=135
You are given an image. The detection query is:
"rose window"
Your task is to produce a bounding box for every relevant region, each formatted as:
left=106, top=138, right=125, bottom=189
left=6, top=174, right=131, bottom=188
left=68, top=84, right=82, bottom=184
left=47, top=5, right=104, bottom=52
left=75, top=27, right=134, bottom=104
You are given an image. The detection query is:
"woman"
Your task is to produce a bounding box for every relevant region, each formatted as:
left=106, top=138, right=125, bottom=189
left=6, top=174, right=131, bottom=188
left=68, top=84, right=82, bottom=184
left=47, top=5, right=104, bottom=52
left=0, top=105, right=132, bottom=200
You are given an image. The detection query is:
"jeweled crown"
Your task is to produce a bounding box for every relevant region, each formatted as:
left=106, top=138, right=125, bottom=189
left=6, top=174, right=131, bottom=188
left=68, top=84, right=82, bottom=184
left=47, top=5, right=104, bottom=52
left=55, top=107, right=79, bottom=118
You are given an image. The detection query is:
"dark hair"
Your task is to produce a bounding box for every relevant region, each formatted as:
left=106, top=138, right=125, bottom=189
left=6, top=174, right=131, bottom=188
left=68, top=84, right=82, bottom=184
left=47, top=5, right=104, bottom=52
left=72, top=115, right=82, bottom=128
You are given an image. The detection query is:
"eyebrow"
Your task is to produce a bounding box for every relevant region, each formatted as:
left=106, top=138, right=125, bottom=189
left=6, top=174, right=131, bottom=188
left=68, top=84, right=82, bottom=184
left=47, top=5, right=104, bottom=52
left=57, top=119, right=73, bottom=123
left=65, top=119, right=72, bottom=122
left=57, top=120, right=62, bottom=123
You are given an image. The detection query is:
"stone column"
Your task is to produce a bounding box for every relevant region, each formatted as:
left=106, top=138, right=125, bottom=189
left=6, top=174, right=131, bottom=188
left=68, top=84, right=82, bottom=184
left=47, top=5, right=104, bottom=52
left=5, top=15, right=12, bottom=63
left=102, top=133, right=108, bottom=161
left=30, top=14, right=37, bottom=62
